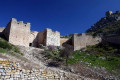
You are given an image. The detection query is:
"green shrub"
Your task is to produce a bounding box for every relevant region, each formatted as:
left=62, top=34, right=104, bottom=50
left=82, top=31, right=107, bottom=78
left=20, top=53, right=24, bottom=56
left=52, top=50, right=60, bottom=55
left=0, top=40, right=12, bottom=50
left=0, top=48, right=6, bottom=53
left=14, top=47, right=20, bottom=53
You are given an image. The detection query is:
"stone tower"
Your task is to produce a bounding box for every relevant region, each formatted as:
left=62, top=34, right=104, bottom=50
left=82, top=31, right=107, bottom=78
left=106, top=11, right=113, bottom=17
left=3, top=18, right=30, bottom=47
left=38, top=28, right=60, bottom=46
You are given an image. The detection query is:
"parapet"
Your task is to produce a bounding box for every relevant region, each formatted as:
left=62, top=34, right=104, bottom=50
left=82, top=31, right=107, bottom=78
left=45, top=28, right=60, bottom=34
left=0, top=27, right=5, bottom=32
left=10, top=18, right=31, bottom=28
left=11, top=18, right=17, bottom=22
left=24, top=22, right=30, bottom=27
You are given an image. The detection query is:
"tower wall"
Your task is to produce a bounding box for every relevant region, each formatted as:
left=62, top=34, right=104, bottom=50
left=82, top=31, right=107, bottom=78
left=4, top=18, right=30, bottom=47
left=38, top=28, right=60, bottom=47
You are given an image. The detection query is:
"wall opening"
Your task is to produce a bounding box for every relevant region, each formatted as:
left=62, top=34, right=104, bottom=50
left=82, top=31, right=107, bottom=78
left=29, top=43, right=32, bottom=46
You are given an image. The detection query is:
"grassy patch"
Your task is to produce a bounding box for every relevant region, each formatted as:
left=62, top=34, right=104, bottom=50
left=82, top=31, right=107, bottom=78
left=43, top=50, right=61, bottom=60
left=0, top=38, right=24, bottom=56
left=0, top=48, right=6, bottom=53
left=0, top=38, right=12, bottom=50
left=68, top=50, right=120, bottom=72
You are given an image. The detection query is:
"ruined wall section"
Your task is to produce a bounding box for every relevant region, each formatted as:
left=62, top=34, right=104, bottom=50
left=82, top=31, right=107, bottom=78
left=38, top=31, right=46, bottom=47
left=29, top=31, right=38, bottom=47
left=60, top=38, right=69, bottom=46
left=3, top=22, right=11, bottom=41
left=46, top=28, right=60, bottom=46
left=0, top=27, right=5, bottom=32
left=72, top=33, right=101, bottom=51
left=0, top=27, right=5, bottom=39
left=38, top=28, right=60, bottom=47
left=4, top=18, right=30, bottom=47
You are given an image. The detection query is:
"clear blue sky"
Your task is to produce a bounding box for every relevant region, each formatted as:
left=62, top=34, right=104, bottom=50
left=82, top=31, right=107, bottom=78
left=0, top=0, right=120, bottom=35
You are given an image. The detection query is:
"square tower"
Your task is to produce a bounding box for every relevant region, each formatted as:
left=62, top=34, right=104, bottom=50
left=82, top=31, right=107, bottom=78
left=3, top=18, right=30, bottom=47
left=38, top=28, right=60, bottom=47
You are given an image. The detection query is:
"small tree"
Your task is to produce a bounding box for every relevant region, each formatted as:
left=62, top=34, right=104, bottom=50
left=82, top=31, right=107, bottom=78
left=60, top=44, right=73, bottom=66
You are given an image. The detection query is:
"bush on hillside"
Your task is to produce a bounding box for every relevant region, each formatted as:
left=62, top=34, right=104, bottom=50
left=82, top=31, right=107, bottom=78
left=0, top=39, right=12, bottom=50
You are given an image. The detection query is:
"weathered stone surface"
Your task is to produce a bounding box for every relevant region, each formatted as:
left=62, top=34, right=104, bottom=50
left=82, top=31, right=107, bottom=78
left=38, top=28, right=60, bottom=46
left=2, top=18, right=61, bottom=48
left=3, top=18, right=30, bottom=47
left=0, top=27, right=5, bottom=32
left=29, top=31, right=38, bottom=47
left=60, top=38, right=69, bottom=46
left=72, top=33, right=101, bottom=51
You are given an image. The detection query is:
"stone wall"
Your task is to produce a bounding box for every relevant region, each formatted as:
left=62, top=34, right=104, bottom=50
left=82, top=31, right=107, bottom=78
left=46, top=28, right=60, bottom=46
left=38, top=31, right=46, bottom=47
left=2, top=18, right=61, bottom=48
left=29, top=31, right=38, bottom=47
left=0, top=27, right=5, bottom=38
left=38, top=28, right=60, bottom=46
left=0, top=27, right=5, bottom=32
left=3, top=21, right=11, bottom=41
left=3, top=18, right=30, bottom=47
left=0, top=58, right=82, bottom=80
left=72, top=33, right=101, bottom=51
left=60, top=38, right=69, bottom=46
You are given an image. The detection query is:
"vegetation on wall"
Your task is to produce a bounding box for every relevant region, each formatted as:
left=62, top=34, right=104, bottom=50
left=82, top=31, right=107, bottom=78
left=0, top=38, right=24, bottom=56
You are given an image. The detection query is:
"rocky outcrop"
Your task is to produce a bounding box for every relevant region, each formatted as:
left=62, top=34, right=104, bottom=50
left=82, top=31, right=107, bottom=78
left=86, top=11, right=120, bottom=33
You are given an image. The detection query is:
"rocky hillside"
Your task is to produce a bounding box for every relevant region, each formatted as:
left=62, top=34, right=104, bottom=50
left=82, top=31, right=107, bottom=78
left=0, top=38, right=91, bottom=80
left=0, top=37, right=119, bottom=80
left=86, top=11, right=120, bottom=37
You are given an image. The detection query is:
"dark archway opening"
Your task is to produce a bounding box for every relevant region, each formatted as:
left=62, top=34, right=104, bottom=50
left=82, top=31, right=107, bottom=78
left=29, top=43, right=32, bottom=46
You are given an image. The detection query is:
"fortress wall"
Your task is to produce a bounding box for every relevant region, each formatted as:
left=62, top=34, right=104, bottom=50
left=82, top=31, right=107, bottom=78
left=46, top=28, right=60, bottom=46
left=37, top=31, right=46, bottom=47
left=0, top=27, right=5, bottom=32
left=4, top=18, right=30, bottom=47
left=60, top=38, right=69, bottom=46
left=29, top=31, right=38, bottom=47
left=72, top=33, right=101, bottom=51
left=0, top=27, right=5, bottom=38
left=2, top=18, right=61, bottom=47
left=3, top=22, right=11, bottom=41
left=38, top=28, right=60, bottom=47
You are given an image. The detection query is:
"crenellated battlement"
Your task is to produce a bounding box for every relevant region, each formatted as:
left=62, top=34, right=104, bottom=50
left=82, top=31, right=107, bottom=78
left=3, top=18, right=31, bottom=47
left=105, top=10, right=120, bottom=17
left=10, top=18, right=30, bottom=28
left=45, top=28, right=60, bottom=34
left=3, top=18, right=60, bottom=47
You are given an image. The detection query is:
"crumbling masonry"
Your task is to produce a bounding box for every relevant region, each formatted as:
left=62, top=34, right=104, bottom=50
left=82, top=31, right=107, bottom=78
left=1, top=18, right=60, bottom=47
left=1, top=18, right=118, bottom=51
